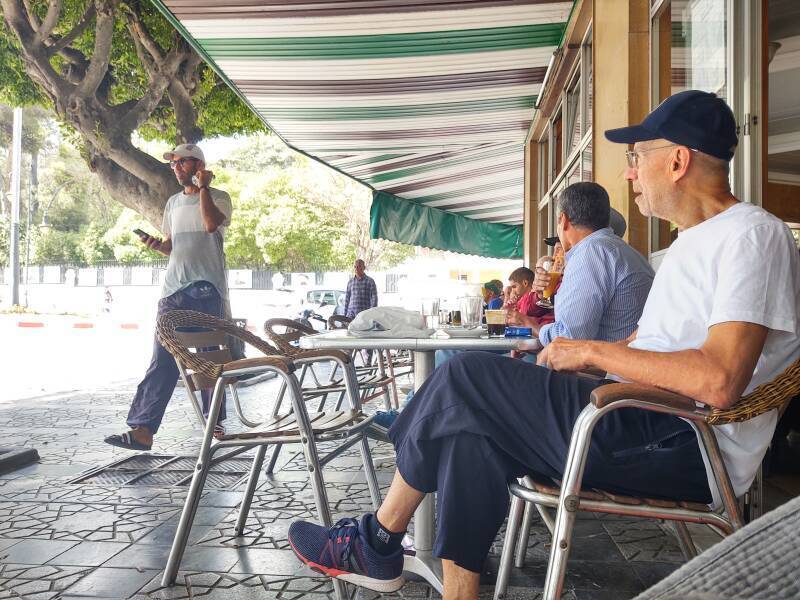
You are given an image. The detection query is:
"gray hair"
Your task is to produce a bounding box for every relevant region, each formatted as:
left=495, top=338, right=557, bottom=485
left=557, top=182, right=611, bottom=232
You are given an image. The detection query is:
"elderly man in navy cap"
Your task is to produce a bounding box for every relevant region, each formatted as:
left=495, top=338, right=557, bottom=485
left=286, top=91, right=800, bottom=600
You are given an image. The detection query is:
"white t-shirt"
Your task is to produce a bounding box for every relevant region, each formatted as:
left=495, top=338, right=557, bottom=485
left=161, top=188, right=233, bottom=300
left=623, top=202, right=799, bottom=507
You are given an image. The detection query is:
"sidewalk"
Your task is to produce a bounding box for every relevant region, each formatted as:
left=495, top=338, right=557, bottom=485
left=1, top=378, right=796, bottom=599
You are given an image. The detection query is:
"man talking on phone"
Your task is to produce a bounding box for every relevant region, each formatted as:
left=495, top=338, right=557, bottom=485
left=105, top=143, right=233, bottom=451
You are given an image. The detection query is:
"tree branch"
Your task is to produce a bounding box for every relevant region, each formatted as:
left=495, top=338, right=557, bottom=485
left=76, top=0, right=115, bottom=97
left=47, top=2, right=95, bottom=55
left=1, top=0, right=71, bottom=100
left=117, top=42, right=189, bottom=136
left=35, top=0, right=63, bottom=44
left=21, top=0, right=41, bottom=30
left=121, top=2, right=164, bottom=63
left=167, top=76, right=202, bottom=143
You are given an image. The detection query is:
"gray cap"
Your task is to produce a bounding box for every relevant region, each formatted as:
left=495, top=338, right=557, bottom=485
left=544, top=208, right=627, bottom=246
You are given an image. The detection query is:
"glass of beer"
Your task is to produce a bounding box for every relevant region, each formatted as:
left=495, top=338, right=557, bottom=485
left=485, top=309, right=506, bottom=337
left=536, top=256, right=564, bottom=309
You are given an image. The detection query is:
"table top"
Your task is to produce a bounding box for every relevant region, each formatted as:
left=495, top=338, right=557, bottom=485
left=299, top=328, right=540, bottom=352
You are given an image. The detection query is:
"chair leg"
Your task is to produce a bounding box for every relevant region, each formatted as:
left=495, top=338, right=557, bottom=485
left=742, top=463, right=763, bottom=523
left=672, top=521, right=697, bottom=560
left=494, top=493, right=525, bottom=600
left=359, top=433, right=382, bottom=510
left=234, top=445, right=268, bottom=536
left=514, top=500, right=535, bottom=568
left=265, top=443, right=282, bottom=474
left=543, top=404, right=601, bottom=600
left=162, top=378, right=224, bottom=587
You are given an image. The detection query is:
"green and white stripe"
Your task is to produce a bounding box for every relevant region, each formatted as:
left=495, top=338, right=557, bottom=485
left=157, top=0, right=573, bottom=227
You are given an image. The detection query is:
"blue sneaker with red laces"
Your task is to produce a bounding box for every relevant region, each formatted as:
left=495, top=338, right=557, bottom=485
left=288, top=513, right=405, bottom=593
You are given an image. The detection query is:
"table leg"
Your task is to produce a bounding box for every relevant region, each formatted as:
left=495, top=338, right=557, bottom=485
left=402, top=350, right=444, bottom=593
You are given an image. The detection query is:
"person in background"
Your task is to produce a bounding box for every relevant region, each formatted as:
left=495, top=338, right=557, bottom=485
left=344, top=259, right=378, bottom=318
left=508, top=182, right=653, bottom=346
left=482, top=280, right=504, bottom=310
left=105, top=143, right=232, bottom=451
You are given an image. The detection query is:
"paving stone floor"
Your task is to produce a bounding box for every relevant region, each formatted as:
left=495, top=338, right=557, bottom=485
left=1, top=373, right=798, bottom=599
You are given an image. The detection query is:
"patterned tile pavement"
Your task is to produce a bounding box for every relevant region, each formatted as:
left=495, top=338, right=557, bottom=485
left=1, top=370, right=797, bottom=599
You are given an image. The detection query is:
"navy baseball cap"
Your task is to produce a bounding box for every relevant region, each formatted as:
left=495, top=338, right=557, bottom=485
left=604, top=90, right=738, bottom=161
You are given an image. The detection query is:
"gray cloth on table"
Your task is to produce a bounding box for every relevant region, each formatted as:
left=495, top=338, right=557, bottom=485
left=634, top=495, right=800, bottom=599
left=347, top=306, right=433, bottom=338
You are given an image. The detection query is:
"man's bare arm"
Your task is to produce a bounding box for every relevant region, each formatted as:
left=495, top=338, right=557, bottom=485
left=537, top=321, right=768, bottom=409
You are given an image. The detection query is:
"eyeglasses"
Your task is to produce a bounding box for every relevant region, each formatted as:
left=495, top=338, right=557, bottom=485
left=624, top=144, right=698, bottom=169
left=169, top=157, right=197, bottom=168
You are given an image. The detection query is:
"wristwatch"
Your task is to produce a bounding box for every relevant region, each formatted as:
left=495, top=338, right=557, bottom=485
left=199, top=185, right=209, bottom=191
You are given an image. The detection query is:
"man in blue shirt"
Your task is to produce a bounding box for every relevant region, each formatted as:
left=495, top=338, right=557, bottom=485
left=508, top=182, right=654, bottom=345
left=343, top=259, right=378, bottom=318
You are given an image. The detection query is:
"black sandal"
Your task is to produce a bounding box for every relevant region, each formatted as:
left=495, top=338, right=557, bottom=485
left=104, top=431, right=152, bottom=451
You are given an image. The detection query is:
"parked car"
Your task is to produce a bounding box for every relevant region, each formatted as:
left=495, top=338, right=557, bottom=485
left=296, top=288, right=346, bottom=330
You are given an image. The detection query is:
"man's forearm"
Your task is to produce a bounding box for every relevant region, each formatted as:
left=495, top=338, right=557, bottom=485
left=199, top=188, right=226, bottom=232
left=583, top=342, right=744, bottom=408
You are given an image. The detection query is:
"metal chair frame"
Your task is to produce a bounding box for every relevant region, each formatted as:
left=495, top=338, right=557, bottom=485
left=157, top=311, right=382, bottom=600
left=494, top=357, right=800, bottom=600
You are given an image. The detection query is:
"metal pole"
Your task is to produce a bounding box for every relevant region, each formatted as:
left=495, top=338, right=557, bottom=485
left=9, top=107, right=23, bottom=307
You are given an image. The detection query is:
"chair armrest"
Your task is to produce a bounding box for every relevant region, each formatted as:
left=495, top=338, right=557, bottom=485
left=291, top=349, right=352, bottom=365
left=222, top=356, right=294, bottom=376
left=590, top=382, right=698, bottom=413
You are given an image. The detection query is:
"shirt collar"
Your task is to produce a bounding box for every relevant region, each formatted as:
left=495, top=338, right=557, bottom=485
left=565, top=227, right=614, bottom=259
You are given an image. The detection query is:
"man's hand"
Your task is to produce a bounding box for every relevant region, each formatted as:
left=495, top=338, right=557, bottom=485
left=533, top=267, right=551, bottom=295
left=536, top=337, right=595, bottom=371
left=506, top=308, right=525, bottom=326
left=194, top=167, right=214, bottom=188
left=139, top=234, right=171, bottom=256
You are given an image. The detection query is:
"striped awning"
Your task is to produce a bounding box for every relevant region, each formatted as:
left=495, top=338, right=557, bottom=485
left=153, top=0, right=573, bottom=255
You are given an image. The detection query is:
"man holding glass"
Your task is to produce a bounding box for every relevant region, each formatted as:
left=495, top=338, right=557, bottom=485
left=507, top=182, right=654, bottom=345
left=287, top=91, right=800, bottom=600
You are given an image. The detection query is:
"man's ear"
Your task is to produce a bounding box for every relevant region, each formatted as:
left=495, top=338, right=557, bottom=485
left=670, top=147, right=692, bottom=182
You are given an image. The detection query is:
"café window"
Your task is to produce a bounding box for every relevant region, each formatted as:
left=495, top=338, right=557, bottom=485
left=650, top=0, right=729, bottom=252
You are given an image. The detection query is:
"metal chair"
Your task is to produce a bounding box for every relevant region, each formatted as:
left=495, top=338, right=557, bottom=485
left=264, top=317, right=396, bottom=410
left=157, top=310, right=382, bottom=600
left=494, top=357, right=800, bottom=600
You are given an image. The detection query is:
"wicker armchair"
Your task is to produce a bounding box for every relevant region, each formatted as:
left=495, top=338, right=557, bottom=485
left=157, top=310, right=381, bottom=599
left=494, top=357, right=800, bottom=600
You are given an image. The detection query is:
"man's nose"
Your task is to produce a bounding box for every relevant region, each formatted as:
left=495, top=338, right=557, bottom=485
left=624, top=165, right=638, bottom=181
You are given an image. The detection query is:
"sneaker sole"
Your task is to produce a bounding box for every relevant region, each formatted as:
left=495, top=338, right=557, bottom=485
left=288, top=537, right=405, bottom=593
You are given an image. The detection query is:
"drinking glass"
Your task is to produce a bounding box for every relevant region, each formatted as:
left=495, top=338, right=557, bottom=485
left=537, top=255, right=564, bottom=309
left=459, top=295, right=483, bottom=329
left=420, top=297, right=440, bottom=329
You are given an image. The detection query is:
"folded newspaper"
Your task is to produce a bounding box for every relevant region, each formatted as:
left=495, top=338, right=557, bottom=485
left=347, top=307, right=434, bottom=338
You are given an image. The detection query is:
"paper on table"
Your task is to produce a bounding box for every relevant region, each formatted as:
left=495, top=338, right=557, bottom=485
left=348, top=306, right=434, bottom=338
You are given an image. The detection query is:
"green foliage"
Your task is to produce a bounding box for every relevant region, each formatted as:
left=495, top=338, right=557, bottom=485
left=102, top=208, right=163, bottom=263
left=33, top=228, right=83, bottom=264
left=0, top=0, right=265, bottom=144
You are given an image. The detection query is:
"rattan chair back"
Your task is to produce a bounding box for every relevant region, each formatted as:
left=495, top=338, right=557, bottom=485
left=328, top=315, right=352, bottom=330
left=708, top=357, right=800, bottom=424
left=158, top=310, right=285, bottom=383
left=263, top=318, right=316, bottom=355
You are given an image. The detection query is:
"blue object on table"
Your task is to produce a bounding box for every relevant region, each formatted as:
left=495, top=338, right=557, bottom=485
left=373, top=409, right=400, bottom=428
left=504, top=327, right=533, bottom=337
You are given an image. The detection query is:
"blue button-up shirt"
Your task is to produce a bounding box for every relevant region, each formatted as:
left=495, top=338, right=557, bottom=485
left=538, top=227, right=654, bottom=345
left=344, top=274, right=378, bottom=318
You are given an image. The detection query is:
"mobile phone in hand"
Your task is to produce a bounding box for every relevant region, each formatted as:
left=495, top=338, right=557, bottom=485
left=133, top=228, right=148, bottom=240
